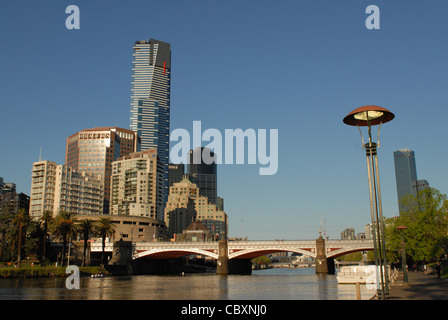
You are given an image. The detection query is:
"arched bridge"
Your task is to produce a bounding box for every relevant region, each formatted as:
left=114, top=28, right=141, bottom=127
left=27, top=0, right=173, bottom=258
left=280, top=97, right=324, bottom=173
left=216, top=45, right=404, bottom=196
left=130, top=239, right=374, bottom=260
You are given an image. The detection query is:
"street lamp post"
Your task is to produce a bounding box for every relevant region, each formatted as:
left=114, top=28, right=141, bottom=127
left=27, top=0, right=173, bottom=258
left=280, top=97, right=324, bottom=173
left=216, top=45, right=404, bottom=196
left=397, top=225, right=408, bottom=283
left=343, top=105, right=395, bottom=300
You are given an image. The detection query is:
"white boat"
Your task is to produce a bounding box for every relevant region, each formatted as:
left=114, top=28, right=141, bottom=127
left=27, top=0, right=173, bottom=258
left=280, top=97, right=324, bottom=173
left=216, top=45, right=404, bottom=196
left=336, top=266, right=378, bottom=284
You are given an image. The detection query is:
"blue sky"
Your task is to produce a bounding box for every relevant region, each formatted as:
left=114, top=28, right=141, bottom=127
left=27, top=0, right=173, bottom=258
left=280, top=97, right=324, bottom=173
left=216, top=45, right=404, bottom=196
left=1, top=1, right=447, bottom=240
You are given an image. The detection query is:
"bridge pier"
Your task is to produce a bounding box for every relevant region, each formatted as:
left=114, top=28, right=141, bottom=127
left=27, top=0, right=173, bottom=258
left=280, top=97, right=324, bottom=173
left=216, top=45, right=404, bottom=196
left=315, top=236, right=335, bottom=275
left=216, top=239, right=229, bottom=274
left=216, top=240, right=252, bottom=275
left=107, top=239, right=133, bottom=275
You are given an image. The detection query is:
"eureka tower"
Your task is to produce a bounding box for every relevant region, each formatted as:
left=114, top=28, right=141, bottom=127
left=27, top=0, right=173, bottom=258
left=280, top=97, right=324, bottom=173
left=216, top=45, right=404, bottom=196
left=129, top=38, right=171, bottom=207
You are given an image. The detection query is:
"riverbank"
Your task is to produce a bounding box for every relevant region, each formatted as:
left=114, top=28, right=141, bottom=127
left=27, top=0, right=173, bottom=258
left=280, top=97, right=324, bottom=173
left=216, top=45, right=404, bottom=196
left=0, top=266, right=108, bottom=279
left=388, top=270, right=448, bottom=300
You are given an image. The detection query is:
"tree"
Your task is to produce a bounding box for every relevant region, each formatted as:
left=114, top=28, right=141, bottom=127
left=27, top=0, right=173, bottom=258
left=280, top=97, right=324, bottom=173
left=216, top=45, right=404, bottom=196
left=77, top=219, right=94, bottom=267
left=52, top=211, right=77, bottom=267
left=95, top=217, right=116, bottom=266
left=39, top=210, right=54, bottom=266
left=0, top=203, right=14, bottom=262
left=385, top=188, right=448, bottom=263
left=11, top=208, right=30, bottom=268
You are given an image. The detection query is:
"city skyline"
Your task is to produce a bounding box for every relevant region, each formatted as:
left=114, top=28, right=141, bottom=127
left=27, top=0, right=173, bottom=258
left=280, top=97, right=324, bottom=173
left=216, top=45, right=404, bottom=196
left=1, top=1, right=447, bottom=240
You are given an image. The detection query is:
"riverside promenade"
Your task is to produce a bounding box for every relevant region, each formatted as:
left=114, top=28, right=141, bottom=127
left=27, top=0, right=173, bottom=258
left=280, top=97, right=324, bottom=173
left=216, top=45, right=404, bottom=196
left=389, top=271, right=448, bottom=300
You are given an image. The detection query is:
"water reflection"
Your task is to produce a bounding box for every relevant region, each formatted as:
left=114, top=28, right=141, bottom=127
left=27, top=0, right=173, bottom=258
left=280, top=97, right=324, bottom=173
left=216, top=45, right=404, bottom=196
left=0, top=268, right=375, bottom=300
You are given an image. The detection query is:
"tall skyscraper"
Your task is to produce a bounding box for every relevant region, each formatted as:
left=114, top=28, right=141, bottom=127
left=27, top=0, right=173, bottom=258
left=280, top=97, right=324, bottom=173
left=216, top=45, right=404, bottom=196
left=394, top=149, right=418, bottom=212
left=188, top=147, right=217, bottom=205
left=129, top=38, right=171, bottom=209
left=65, top=127, right=140, bottom=214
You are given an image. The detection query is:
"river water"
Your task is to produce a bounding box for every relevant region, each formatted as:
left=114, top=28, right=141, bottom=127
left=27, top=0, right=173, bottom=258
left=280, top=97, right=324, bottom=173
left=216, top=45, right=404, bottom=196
left=0, top=268, right=375, bottom=300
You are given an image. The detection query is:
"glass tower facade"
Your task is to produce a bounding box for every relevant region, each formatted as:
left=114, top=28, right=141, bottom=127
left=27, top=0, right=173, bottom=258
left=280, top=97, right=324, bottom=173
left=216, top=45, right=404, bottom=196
left=188, top=147, right=217, bottom=205
left=393, top=149, right=417, bottom=213
left=129, top=38, right=171, bottom=208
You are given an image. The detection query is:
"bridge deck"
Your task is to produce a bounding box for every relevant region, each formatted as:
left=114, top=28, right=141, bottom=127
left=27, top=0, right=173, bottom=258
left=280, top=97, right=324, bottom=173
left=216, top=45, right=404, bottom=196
left=90, top=239, right=374, bottom=260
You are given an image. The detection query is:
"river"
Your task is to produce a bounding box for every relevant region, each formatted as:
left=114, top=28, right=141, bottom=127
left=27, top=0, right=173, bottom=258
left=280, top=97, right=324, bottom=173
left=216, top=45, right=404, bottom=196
left=0, top=267, right=375, bottom=300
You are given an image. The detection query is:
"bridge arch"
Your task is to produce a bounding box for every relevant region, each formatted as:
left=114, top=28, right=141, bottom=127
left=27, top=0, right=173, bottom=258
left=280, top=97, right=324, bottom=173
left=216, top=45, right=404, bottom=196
left=327, top=247, right=374, bottom=259
left=133, top=248, right=218, bottom=260
left=228, top=247, right=316, bottom=260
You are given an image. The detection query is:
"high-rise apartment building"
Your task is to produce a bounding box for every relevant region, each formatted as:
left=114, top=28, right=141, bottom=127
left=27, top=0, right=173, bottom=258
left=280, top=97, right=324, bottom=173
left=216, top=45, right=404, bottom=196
left=65, top=127, right=140, bottom=214
left=110, top=149, right=164, bottom=220
left=393, top=149, right=418, bottom=213
left=129, top=38, right=171, bottom=209
left=30, top=160, right=103, bottom=217
left=188, top=147, right=217, bottom=205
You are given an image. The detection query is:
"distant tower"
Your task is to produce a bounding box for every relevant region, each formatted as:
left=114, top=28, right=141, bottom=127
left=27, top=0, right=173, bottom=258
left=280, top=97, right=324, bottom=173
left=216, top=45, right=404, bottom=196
left=393, top=149, right=417, bottom=213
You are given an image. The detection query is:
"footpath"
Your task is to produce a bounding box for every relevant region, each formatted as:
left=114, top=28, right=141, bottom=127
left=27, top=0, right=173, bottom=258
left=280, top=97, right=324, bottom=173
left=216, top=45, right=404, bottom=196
left=388, top=271, right=448, bottom=300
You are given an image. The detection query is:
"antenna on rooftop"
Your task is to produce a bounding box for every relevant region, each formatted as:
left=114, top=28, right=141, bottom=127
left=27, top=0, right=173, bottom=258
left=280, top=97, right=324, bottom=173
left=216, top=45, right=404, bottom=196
left=39, top=147, right=42, bottom=161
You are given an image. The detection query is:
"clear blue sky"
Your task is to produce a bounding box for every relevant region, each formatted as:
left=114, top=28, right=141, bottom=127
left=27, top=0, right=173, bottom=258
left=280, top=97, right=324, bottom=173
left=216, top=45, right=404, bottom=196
left=1, top=1, right=447, bottom=240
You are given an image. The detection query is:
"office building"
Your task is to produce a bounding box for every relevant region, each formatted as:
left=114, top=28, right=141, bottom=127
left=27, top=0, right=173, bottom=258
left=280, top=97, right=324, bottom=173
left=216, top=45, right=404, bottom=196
left=110, top=149, right=164, bottom=220
left=168, top=163, right=185, bottom=188
left=65, top=127, right=140, bottom=214
left=364, top=224, right=372, bottom=240
left=2, top=183, right=16, bottom=194
left=129, top=38, right=171, bottom=209
left=393, top=149, right=431, bottom=213
left=30, top=160, right=103, bottom=218
left=165, top=177, right=228, bottom=240
left=164, top=177, right=198, bottom=239
left=412, top=179, right=430, bottom=195
left=195, top=195, right=228, bottom=240
left=217, top=196, right=224, bottom=211
left=393, top=149, right=417, bottom=208
left=188, top=147, right=217, bottom=205
left=0, top=178, right=17, bottom=195
left=341, top=228, right=355, bottom=240
left=0, top=192, right=30, bottom=215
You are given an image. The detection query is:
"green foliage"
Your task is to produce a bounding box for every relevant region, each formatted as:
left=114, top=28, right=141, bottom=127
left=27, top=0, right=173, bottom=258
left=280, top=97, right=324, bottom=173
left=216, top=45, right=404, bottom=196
left=385, top=188, right=448, bottom=263
left=0, top=266, right=108, bottom=278
left=252, top=255, right=271, bottom=264
left=336, top=252, right=363, bottom=262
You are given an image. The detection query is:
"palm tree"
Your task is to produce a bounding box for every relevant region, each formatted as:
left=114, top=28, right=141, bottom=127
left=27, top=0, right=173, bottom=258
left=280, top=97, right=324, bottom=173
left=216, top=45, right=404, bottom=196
left=0, top=204, right=14, bottom=262
left=52, top=211, right=77, bottom=267
left=95, top=217, right=116, bottom=266
left=39, top=210, right=54, bottom=266
left=11, top=208, right=30, bottom=268
left=78, top=219, right=94, bottom=267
